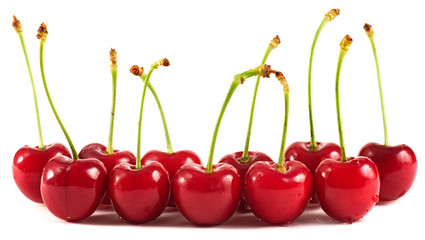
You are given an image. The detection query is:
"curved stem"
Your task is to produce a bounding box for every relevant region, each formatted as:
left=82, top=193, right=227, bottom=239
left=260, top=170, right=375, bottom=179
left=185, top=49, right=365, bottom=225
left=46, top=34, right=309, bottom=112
left=308, top=18, right=329, bottom=150
left=139, top=75, right=173, bottom=153
left=39, top=41, right=78, bottom=160
left=335, top=49, right=348, bottom=163
left=106, top=69, right=117, bottom=154
left=17, top=32, right=44, bottom=149
left=367, top=36, right=389, bottom=146
left=276, top=90, right=289, bottom=170
left=136, top=67, right=155, bottom=169
left=241, top=45, right=274, bottom=161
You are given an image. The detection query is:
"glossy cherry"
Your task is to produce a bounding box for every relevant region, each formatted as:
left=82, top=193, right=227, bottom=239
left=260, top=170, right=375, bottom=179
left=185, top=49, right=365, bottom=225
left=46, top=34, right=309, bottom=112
left=109, top=161, right=170, bottom=223
left=358, top=24, right=417, bottom=201
left=285, top=141, right=340, bottom=203
left=314, top=157, right=380, bottom=222
left=219, top=151, right=273, bottom=211
left=359, top=143, right=416, bottom=201
left=41, top=155, right=107, bottom=221
left=172, top=163, right=241, bottom=225
left=244, top=161, right=313, bottom=224
left=13, top=144, right=71, bottom=203
left=140, top=150, right=201, bottom=206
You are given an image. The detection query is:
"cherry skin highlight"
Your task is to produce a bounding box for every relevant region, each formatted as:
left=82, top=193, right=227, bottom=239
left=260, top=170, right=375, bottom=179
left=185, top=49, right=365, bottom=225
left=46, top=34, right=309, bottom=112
left=40, top=155, right=108, bottom=221
left=285, top=141, right=340, bottom=203
left=244, top=161, right=313, bottom=224
left=172, top=163, right=242, bottom=226
left=314, top=156, right=380, bottom=223
left=219, top=151, right=273, bottom=211
left=358, top=143, right=416, bottom=201
left=108, top=161, right=170, bottom=223
left=78, top=143, right=136, bottom=205
left=13, top=143, right=71, bottom=203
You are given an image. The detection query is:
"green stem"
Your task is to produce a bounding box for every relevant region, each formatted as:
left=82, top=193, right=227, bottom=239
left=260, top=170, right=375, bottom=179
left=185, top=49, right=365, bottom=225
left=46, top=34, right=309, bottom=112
left=136, top=67, right=155, bottom=169
left=335, top=49, right=348, bottom=163
left=39, top=41, right=78, bottom=160
left=308, top=18, right=329, bottom=150
left=139, top=75, right=173, bottom=153
left=106, top=69, right=117, bottom=154
left=206, top=68, right=261, bottom=173
left=17, top=32, right=45, bottom=149
left=241, top=45, right=274, bottom=161
left=276, top=90, right=289, bottom=169
left=367, top=36, right=389, bottom=146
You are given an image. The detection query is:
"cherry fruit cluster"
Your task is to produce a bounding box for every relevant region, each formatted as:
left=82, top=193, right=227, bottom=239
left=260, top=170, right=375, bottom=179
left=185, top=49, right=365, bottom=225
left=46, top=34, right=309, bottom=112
left=11, top=9, right=417, bottom=226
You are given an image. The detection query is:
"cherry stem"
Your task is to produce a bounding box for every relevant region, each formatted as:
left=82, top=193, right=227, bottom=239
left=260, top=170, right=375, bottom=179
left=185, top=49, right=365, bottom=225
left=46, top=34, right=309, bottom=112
left=16, top=31, right=45, bottom=149
left=106, top=64, right=117, bottom=154
left=39, top=41, right=78, bottom=160
left=277, top=85, right=289, bottom=170
left=335, top=35, right=352, bottom=163
left=241, top=36, right=280, bottom=162
left=307, top=17, right=329, bottom=150
left=206, top=66, right=267, bottom=173
left=139, top=74, right=174, bottom=153
left=364, top=25, right=389, bottom=146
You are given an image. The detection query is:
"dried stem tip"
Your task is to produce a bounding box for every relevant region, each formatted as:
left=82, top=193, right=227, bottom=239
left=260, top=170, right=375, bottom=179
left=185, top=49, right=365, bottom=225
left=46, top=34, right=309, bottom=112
left=37, top=22, right=48, bottom=42
left=363, top=23, right=374, bottom=38
left=269, top=35, right=281, bottom=49
left=325, top=9, right=340, bottom=21
left=340, top=35, right=353, bottom=51
left=258, top=64, right=273, bottom=78
left=152, top=58, right=170, bottom=69
left=275, top=71, right=289, bottom=93
left=110, top=48, right=117, bottom=71
left=12, top=15, right=22, bottom=32
left=130, top=65, right=144, bottom=76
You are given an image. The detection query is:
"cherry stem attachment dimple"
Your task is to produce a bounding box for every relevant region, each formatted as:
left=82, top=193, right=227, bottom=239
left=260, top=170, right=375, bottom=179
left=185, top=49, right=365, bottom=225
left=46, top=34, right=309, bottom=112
left=335, top=35, right=352, bottom=163
left=106, top=49, right=118, bottom=154
left=135, top=59, right=170, bottom=170
left=241, top=35, right=280, bottom=162
left=13, top=16, right=45, bottom=150
left=308, top=9, right=340, bottom=151
left=38, top=24, right=78, bottom=160
left=206, top=64, right=273, bottom=173
left=276, top=72, right=289, bottom=172
left=364, top=23, right=389, bottom=146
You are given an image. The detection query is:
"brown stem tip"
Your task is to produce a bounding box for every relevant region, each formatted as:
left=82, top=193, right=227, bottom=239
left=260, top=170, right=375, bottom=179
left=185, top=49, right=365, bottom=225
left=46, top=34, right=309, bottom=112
left=258, top=64, right=273, bottom=78
left=153, top=58, right=170, bottom=69
left=363, top=23, right=374, bottom=38
left=37, top=22, right=48, bottom=42
left=325, top=9, right=340, bottom=21
left=275, top=71, right=289, bottom=92
left=110, top=48, right=118, bottom=71
left=12, top=15, right=22, bottom=33
left=269, top=35, right=281, bottom=49
left=130, top=65, right=144, bottom=76
left=340, top=34, right=353, bottom=51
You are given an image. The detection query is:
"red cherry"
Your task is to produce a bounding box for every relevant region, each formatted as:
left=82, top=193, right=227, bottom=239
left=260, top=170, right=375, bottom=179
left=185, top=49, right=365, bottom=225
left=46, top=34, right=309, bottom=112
left=314, top=157, right=380, bottom=222
left=140, top=150, right=201, bottom=207
left=285, top=141, right=340, bottom=203
left=172, top=163, right=242, bottom=226
left=108, top=161, right=170, bottom=223
left=40, top=155, right=107, bottom=221
left=12, top=143, right=71, bottom=203
left=358, top=143, right=417, bottom=201
left=78, top=143, right=136, bottom=205
left=219, top=151, right=273, bottom=211
left=244, top=161, right=313, bottom=224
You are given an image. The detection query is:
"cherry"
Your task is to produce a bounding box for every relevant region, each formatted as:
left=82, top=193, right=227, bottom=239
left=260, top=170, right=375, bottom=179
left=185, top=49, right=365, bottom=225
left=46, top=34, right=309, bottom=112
left=172, top=65, right=273, bottom=225
left=358, top=24, right=417, bottom=201
left=218, top=36, right=279, bottom=212
left=244, top=72, right=313, bottom=224
left=130, top=65, right=201, bottom=207
left=36, top=23, right=107, bottom=221
left=11, top=16, right=71, bottom=203
left=314, top=35, right=380, bottom=223
left=284, top=9, right=341, bottom=204
left=78, top=49, right=136, bottom=206
left=108, top=58, right=171, bottom=223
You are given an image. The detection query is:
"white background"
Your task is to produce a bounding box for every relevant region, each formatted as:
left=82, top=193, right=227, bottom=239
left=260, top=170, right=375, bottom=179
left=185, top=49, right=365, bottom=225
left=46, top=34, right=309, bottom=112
left=1, top=0, right=424, bottom=239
